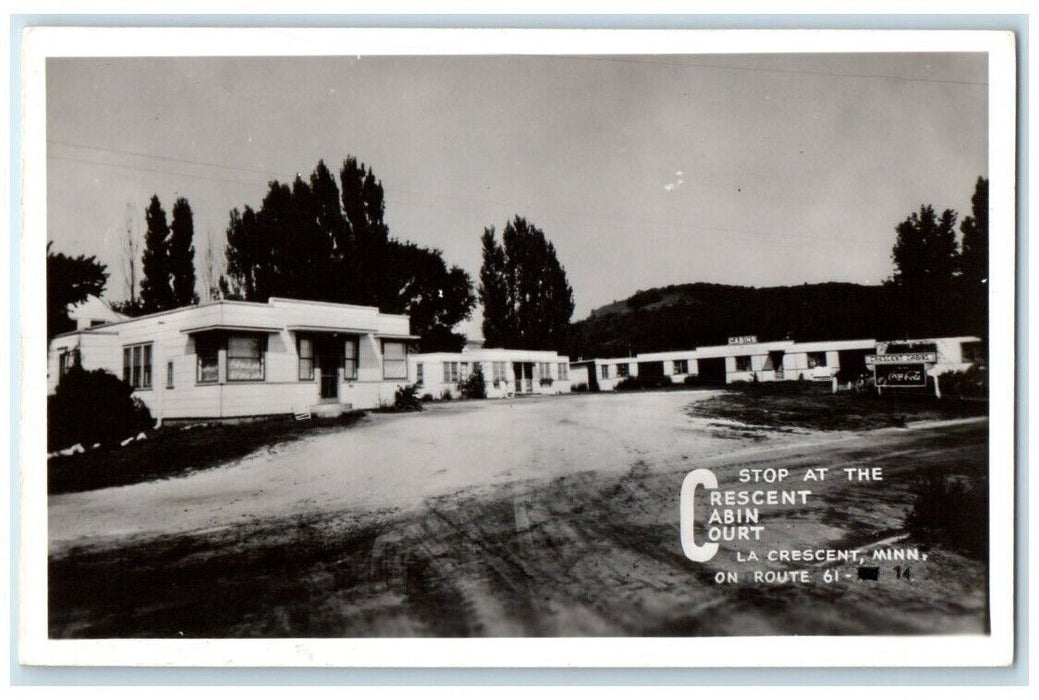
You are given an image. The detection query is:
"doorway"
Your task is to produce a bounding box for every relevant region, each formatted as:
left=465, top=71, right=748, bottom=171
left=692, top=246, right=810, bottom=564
left=698, top=357, right=726, bottom=383
left=513, top=362, right=534, bottom=393
left=315, top=339, right=341, bottom=400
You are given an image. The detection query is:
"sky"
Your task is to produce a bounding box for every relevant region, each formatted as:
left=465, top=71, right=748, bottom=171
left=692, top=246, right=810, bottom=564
left=46, top=53, right=987, bottom=337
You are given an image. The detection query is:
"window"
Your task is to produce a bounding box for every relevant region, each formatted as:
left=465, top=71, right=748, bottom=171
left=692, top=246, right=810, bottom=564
left=227, top=335, right=265, bottom=382
left=673, top=359, right=689, bottom=375
left=196, top=337, right=219, bottom=384
left=443, top=361, right=459, bottom=383
left=735, top=355, right=752, bottom=372
left=298, top=338, right=315, bottom=381
left=383, top=341, right=408, bottom=380
left=166, top=360, right=174, bottom=389
left=558, top=363, right=568, bottom=380
left=962, top=341, right=986, bottom=364
left=343, top=338, right=359, bottom=380
left=539, top=362, right=552, bottom=379
left=416, top=362, right=424, bottom=385
left=492, top=362, right=507, bottom=383
left=601, top=364, right=609, bottom=379
left=58, top=348, right=75, bottom=377
left=459, top=362, right=470, bottom=380
left=123, top=342, right=153, bottom=389
left=807, top=352, right=827, bottom=368
left=617, top=363, right=630, bottom=378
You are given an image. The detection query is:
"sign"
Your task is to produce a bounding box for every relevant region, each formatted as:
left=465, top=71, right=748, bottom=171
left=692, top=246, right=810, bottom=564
left=874, top=363, right=928, bottom=387
left=867, top=352, right=938, bottom=365
left=727, top=335, right=758, bottom=345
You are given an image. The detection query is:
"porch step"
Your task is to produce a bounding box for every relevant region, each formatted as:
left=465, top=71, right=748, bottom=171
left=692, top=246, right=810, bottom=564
left=310, top=403, right=352, bottom=419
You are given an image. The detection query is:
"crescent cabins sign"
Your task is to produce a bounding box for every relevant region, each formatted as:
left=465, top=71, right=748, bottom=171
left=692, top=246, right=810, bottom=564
left=866, top=343, right=939, bottom=394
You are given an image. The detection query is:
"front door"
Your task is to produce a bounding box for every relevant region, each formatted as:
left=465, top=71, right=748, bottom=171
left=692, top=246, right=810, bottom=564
left=316, top=340, right=340, bottom=400
left=512, top=362, right=534, bottom=393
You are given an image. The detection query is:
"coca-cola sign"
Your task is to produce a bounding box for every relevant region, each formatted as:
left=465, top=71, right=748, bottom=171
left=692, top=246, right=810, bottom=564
left=875, top=363, right=927, bottom=387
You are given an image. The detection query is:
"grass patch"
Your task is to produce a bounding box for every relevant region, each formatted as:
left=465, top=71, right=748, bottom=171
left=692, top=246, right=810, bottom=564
left=48, top=412, right=366, bottom=495
left=688, top=382, right=988, bottom=432
left=905, top=474, right=989, bottom=560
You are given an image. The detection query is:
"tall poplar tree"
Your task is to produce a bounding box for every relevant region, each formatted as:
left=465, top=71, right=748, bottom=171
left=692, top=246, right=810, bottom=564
left=478, top=227, right=510, bottom=347
left=478, top=216, right=575, bottom=350
left=139, top=195, right=176, bottom=313
left=960, top=176, right=989, bottom=288
left=168, top=197, right=198, bottom=306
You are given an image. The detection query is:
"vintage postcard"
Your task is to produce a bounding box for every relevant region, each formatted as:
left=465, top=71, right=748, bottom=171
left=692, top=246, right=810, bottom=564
left=18, top=27, right=1016, bottom=667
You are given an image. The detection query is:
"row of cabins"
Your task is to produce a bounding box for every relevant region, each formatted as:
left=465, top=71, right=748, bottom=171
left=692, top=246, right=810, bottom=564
left=48, top=296, right=982, bottom=423
left=48, top=297, right=572, bottom=423
left=569, top=336, right=984, bottom=391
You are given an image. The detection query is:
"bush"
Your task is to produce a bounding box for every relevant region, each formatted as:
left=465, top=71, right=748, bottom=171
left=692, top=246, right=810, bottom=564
left=390, top=383, right=424, bottom=412
left=440, top=389, right=454, bottom=401
left=683, top=374, right=709, bottom=387
left=615, top=375, right=674, bottom=391
left=904, top=474, right=988, bottom=560
left=938, top=366, right=988, bottom=398
left=48, top=365, right=153, bottom=452
left=539, top=377, right=554, bottom=387
left=459, top=363, right=487, bottom=399
left=572, top=382, right=589, bottom=392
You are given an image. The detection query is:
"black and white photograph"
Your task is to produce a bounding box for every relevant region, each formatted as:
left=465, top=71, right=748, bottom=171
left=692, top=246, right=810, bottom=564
left=18, top=27, right=1016, bottom=667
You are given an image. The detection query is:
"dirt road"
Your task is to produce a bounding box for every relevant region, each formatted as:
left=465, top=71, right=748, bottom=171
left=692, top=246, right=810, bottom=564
left=49, top=391, right=989, bottom=637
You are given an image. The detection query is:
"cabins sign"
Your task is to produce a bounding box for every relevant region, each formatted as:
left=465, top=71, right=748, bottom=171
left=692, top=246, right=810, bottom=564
left=727, top=335, right=758, bottom=345
left=866, top=352, right=938, bottom=365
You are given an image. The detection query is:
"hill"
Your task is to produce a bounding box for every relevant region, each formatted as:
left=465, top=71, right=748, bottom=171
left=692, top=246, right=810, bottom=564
left=566, top=281, right=979, bottom=359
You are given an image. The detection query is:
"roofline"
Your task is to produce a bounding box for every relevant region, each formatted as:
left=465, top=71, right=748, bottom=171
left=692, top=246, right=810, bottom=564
left=59, top=296, right=404, bottom=335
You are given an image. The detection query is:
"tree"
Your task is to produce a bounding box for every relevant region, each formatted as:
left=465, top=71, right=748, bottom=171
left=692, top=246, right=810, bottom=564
left=168, top=197, right=199, bottom=306
left=959, top=176, right=989, bottom=337
left=891, top=204, right=959, bottom=291
left=221, top=157, right=476, bottom=349
left=47, top=242, right=108, bottom=339
left=960, top=176, right=989, bottom=288
left=890, top=204, right=960, bottom=336
left=139, top=195, right=176, bottom=313
left=200, top=227, right=223, bottom=302
left=479, top=216, right=575, bottom=350
left=478, top=227, right=510, bottom=346
left=117, top=201, right=142, bottom=315
left=386, top=241, right=475, bottom=351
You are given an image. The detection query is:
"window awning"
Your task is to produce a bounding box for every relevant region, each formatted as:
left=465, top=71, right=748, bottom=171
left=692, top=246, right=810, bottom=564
left=180, top=323, right=283, bottom=335
left=378, top=333, right=421, bottom=341
left=286, top=324, right=379, bottom=335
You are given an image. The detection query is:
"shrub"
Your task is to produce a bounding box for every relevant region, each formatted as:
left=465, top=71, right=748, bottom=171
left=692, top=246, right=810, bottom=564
left=572, top=382, right=589, bottom=392
left=420, top=392, right=434, bottom=402
left=682, top=374, right=706, bottom=387
left=459, top=363, right=487, bottom=399
left=440, top=388, right=454, bottom=401
left=615, top=375, right=674, bottom=392
left=539, top=377, right=554, bottom=387
left=48, top=365, right=153, bottom=452
left=391, top=383, right=424, bottom=412
left=904, top=474, right=988, bottom=560
left=938, top=366, right=988, bottom=398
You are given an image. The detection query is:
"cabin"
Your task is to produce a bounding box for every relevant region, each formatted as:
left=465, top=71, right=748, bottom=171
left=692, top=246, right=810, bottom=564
left=409, top=348, right=572, bottom=400
left=47, top=297, right=417, bottom=421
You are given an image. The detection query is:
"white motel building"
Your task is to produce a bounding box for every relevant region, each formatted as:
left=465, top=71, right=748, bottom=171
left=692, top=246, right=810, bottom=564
left=569, top=335, right=984, bottom=391
left=48, top=297, right=418, bottom=421
left=409, top=348, right=572, bottom=400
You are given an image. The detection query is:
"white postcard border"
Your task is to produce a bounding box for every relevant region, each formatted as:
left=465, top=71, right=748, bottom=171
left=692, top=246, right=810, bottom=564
left=18, top=26, right=1018, bottom=668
